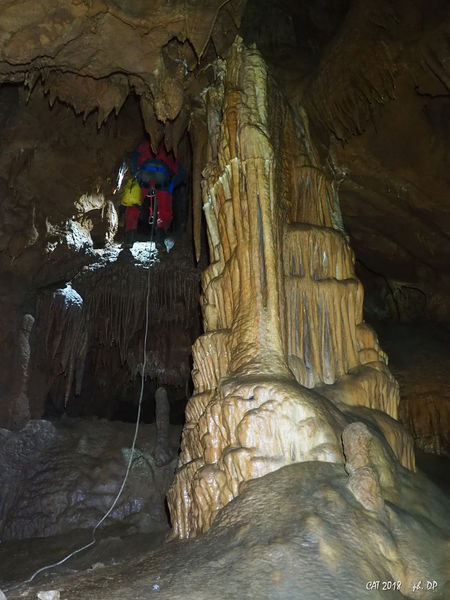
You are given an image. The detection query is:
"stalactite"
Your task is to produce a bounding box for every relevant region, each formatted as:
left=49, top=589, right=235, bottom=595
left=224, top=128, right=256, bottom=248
left=140, top=96, right=165, bottom=154
left=283, top=224, right=363, bottom=388
left=191, top=331, right=231, bottom=394
left=291, top=168, right=334, bottom=227
left=305, top=1, right=400, bottom=140
left=78, top=265, right=199, bottom=362
left=36, top=285, right=86, bottom=407
left=33, top=261, right=200, bottom=406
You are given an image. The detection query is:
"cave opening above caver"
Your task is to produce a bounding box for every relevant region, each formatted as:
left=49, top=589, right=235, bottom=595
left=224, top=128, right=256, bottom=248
left=0, top=79, right=205, bottom=557
left=0, top=82, right=203, bottom=429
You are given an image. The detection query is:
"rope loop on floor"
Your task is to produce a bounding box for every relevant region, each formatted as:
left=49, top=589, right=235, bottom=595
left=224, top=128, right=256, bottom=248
left=4, top=251, right=153, bottom=594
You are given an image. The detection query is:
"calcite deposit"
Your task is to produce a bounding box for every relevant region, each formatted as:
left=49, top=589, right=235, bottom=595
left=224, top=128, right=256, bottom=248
left=167, top=39, right=414, bottom=539
left=0, top=1, right=448, bottom=598
left=4, top=454, right=449, bottom=599
left=0, top=418, right=180, bottom=542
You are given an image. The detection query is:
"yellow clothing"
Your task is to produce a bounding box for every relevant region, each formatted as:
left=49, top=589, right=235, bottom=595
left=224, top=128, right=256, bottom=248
left=121, top=179, right=142, bottom=207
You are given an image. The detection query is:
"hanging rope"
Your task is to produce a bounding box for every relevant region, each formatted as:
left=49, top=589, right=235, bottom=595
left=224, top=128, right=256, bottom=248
left=4, top=251, right=154, bottom=594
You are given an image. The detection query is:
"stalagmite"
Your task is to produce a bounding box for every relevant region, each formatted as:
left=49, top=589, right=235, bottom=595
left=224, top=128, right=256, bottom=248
left=154, top=386, right=171, bottom=467
left=168, top=38, right=413, bottom=540
left=342, top=422, right=384, bottom=512
left=7, top=313, right=34, bottom=429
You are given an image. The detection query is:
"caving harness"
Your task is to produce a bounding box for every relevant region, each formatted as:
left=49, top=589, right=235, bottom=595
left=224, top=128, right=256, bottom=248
left=145, top=185, right=158, bottom=243
left=136, top=158, right=173, bottom=190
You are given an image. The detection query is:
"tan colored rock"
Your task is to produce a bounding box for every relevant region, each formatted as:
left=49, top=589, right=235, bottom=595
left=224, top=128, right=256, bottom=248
left=0, top=1, right=246, bottom=150
left=342, top=422, right=384, bottom=512
left=319, top=362, right=399, bottom=418
left=0, top=0, right=423, bottom=547
left=168, top=39, right=411, bottom=538
left=169, top=377, right=346, bottom=537
left=347, top=467, right=384, bottom=512
left=191, top=332, right=231, bottom=394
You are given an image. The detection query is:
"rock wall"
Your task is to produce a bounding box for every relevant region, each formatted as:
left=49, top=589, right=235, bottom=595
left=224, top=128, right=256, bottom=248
left=167, top=39, right=412, bottom=539
left=0, top=418, right=180, bottom=541
left=0, top=0, right=246, bottom=144
left=0, top=0, right=246, bottom=428
left=28, top=251, right=200, bottom=421
left=0, top=80, right=199, bottom=427
left=376, top=322, right=450, bottom=457
left=302, top=0, right=450, bottom=324
left=0, top=87, right=143, bottom=427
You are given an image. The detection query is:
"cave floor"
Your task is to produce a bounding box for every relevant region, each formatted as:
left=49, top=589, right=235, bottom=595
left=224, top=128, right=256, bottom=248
left=1, top=459, right=449, bottom=600
left=0, top=523, right=169, bottom=594
left=1, top=321, right=449, bottom=599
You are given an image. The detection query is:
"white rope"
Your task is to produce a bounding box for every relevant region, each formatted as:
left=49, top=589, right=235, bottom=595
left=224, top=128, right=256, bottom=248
left=4, top=250, right=153, bottom=594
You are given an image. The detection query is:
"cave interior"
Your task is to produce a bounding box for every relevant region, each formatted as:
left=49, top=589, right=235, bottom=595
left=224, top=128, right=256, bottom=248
left=0, top=1, right=449, bottom=599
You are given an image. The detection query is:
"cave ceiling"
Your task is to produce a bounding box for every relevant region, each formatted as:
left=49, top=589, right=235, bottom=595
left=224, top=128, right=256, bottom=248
left=0, top=0, right=449, bottom=322
left=0, top=0, right=246, bottom=142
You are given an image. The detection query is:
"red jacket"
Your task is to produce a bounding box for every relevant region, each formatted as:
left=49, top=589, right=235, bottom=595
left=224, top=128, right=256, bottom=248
left=135, top=142, right=180, bottom=177
left=134, top=142, right=183, bottom=232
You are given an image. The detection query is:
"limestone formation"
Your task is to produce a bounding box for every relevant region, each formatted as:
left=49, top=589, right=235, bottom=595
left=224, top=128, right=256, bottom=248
left=6, top=314, right=34, bottom=430
left=34, top=284, right=87, bottom=410
left=0, top=2, right=448, bottom=598
left=0, top=0, right=447, bottom=455
left=0, top=419, right=179, bottom=541
left=5, top=457, right=448, bottom=599
left=342, top=422, right=385, bottom=513
left=154, top=386, right=172, bottom=467
left=167, top=39, right=413, bottom=539
left=0, top=0, right=246, bottom=145
left=28, top=260, right=200, bottom=418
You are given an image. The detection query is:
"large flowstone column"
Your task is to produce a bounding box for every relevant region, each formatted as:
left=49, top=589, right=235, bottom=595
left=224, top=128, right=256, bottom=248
left=168, top=39, right=413, bottom=539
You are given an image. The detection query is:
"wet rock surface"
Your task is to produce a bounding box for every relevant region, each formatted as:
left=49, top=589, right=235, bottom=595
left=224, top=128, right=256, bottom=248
left=0, top=418, right=180, bottom=542
left=0, top=3, right=448, bottom=599
left=2, top=460, right=449, bottom=599
left=168, top=38, right=413, bottom=539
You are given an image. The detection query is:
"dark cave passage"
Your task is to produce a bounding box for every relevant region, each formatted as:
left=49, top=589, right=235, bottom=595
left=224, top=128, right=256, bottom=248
left=0, top=83, right=204, bottom=430
left=0, top=84, right=206, bottom=558
left=33, top=252, right=202, bottom=427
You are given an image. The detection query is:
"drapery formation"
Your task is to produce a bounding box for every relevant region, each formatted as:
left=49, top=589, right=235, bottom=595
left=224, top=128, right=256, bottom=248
left=167, top=39, right=412, bottom=539
left=29, top=263, right=200, bottom=418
